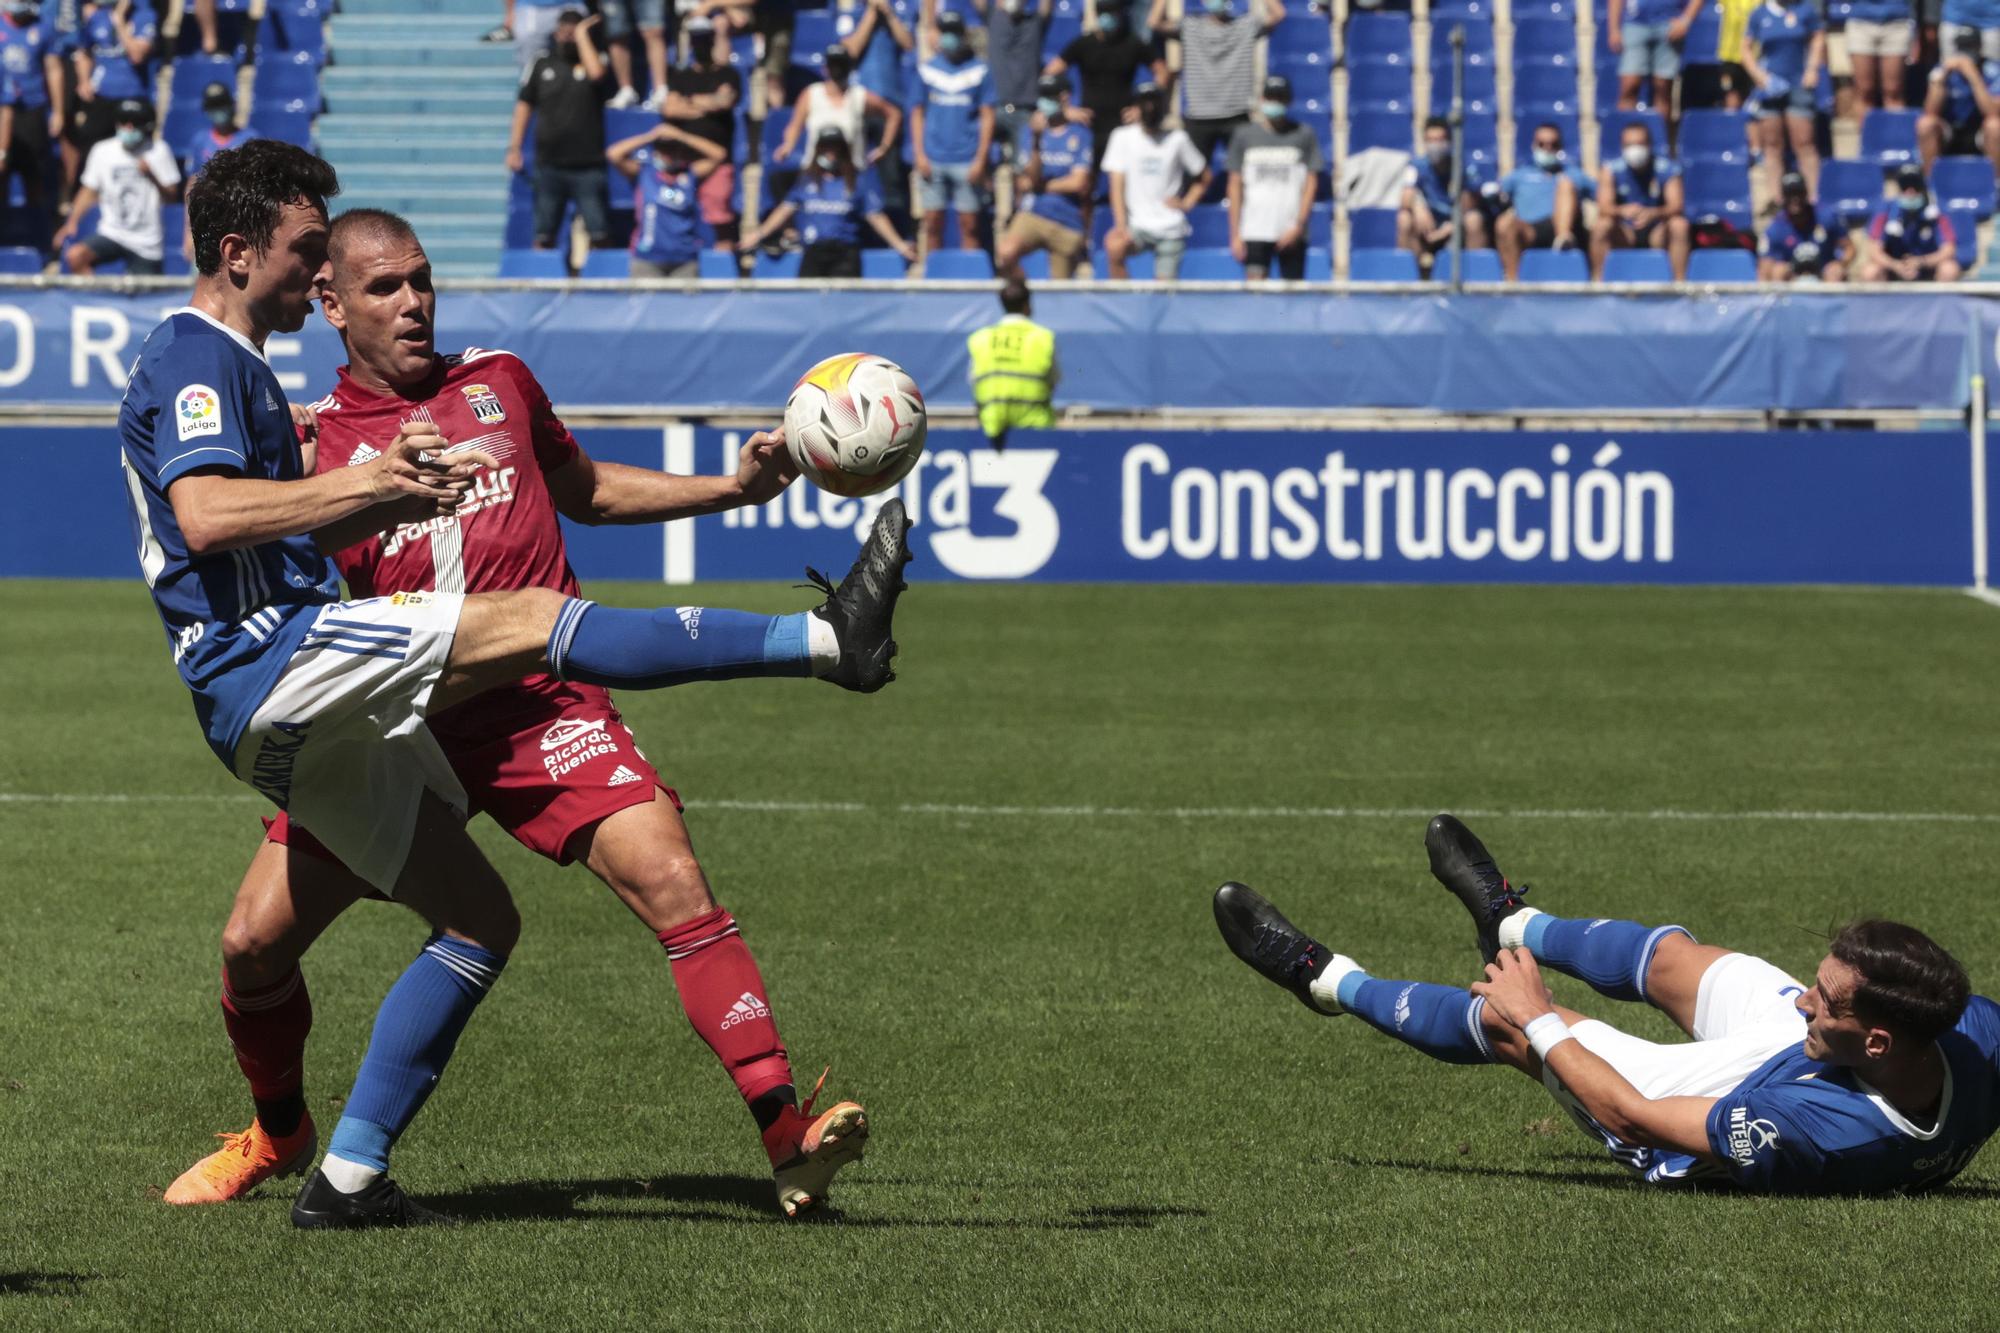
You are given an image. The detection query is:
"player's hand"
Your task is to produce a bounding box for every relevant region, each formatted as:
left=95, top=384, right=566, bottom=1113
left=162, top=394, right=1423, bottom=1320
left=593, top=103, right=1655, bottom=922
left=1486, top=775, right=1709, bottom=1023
left=733, top=426, right=798, bottom=505
left=1803, top=66, right=1820, bottom=91
left=290, top=401, right=318, bottom=446
left=363, top=421, right=499, bottom=513
left=914, top=151, right=933, bottom=179
left=1667, top=17, right=1689, bottom=43
left=1470, top=947, right=1558, bottom=1028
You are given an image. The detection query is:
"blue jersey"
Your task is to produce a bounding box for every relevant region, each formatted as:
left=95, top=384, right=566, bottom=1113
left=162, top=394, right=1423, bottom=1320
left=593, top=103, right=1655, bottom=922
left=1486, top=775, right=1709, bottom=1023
left=80, top=1, right=156, bottom=100
left=1609, top=156, right=1680, bottom=207
left=1745, top=0, right=1820, bottom=87
left=1499, top=162, right=1593, bottom=224
left=1942, top=60, right=2000, bottom=127
left=117, top=309, right=340, bottom=765
left=917, top=53, right=993, bottom=165
left=1943, top=0, right=2000, bottom=31
left=186, top=125, right=258, bottom=173
left=788, top=169, right=882, bottom=247
left=1408, top=155, right=1487, bottom=218
left=0, top=12, right=56, bottom=110
left=630, top=148, right=706, bottom=268
left=1870, top=200, right=1957, bottom=259
left=1623, top=0, right=1685, bottom=27
left=837, top=0, right=910, bottom=103
left=1023, top=120, right=1093, bottom=232
left=1760, top=208, right=1841, bottom=273
left=1846, top=0, right=1911, bottom=20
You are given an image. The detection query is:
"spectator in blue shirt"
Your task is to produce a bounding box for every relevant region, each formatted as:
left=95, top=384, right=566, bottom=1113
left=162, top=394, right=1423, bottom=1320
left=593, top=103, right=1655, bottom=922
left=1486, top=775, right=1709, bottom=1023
left=185, top=82, right=256, bottom=174
left=838, top=0, right=913, bottom=104
left=1494, top=121, right=1591, bottom=280
left=609, top=119, right=725, bottom=276
left=0, top=0, right=64, bottom=229
left=1919, top=29, right=2000, bottom=178
left=1862, top=161, right=1964, bottom=280
left=1589, top=119, right=1689, bottom=279
left=1398, top=115, right=1488, bottom=274
left=996, top=73, right=1094, bottom=278
left=1844, top=0, right=1914, bottom=113
left=1758, top=170, right=1849, bottom=281
left=1743, top=0, right=1824, bottom=206
left=71, top=0, right=155, bottom=156
left=1605, top=0, right=1707, bottom=125
left=913, top=10, right=995, bottom=255
left=738, top=126, right=915, bottom=276
left=1941, top=0, right=2000, bottom=62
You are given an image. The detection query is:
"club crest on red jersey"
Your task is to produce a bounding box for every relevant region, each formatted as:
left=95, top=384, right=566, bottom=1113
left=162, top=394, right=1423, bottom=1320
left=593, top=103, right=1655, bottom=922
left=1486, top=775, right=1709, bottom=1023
left=462, top=383, right=507, bottom=425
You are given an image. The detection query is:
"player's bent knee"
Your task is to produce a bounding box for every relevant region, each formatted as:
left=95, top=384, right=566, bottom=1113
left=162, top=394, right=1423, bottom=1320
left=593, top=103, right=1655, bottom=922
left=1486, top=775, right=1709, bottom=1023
left=220, top=916, right=304, bottom=981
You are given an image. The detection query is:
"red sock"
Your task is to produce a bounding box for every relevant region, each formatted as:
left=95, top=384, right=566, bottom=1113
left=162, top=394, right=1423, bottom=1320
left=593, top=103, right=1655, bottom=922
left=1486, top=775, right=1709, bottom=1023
left=659, top=906, right=796, bottom=1151
left=219, top=965, right=312, bottom=1135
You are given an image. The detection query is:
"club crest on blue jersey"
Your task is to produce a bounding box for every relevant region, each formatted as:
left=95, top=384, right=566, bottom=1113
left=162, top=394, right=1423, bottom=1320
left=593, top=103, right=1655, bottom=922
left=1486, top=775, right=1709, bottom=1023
left=462, top=383, right=507, bottom=425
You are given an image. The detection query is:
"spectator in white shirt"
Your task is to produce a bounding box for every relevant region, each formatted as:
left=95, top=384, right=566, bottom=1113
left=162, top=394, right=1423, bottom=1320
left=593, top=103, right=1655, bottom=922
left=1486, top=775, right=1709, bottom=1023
left=1101, top=79, right=1210, bottom=278
left=53, top=96, right=179, bottom=275
left=1226, top=74, right=1322, bottom=280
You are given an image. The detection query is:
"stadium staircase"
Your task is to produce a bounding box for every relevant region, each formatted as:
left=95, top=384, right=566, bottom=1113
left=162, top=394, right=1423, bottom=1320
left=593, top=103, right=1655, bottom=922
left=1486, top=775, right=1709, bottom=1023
left=317, top=0, right=514, bottom=277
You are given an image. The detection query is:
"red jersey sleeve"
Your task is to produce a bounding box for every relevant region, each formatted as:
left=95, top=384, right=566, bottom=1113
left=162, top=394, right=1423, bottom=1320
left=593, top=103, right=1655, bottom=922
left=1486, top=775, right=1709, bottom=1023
left=505, top=356, right=582, bottom=475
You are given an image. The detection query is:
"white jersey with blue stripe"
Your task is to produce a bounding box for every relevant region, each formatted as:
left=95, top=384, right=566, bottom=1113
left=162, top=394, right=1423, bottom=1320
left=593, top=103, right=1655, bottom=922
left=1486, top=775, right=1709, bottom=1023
left=117, top=308, right=341, bottom=765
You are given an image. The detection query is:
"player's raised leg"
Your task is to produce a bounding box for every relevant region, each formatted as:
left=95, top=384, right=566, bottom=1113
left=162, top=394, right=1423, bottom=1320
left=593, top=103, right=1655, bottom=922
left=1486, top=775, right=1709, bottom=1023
left=1425, top=813, right=1733, bottom=1036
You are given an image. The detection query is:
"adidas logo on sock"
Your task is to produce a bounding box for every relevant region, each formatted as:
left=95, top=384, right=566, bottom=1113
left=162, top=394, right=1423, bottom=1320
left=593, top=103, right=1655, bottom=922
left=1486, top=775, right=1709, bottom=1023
left=674, top=605, right=702, bottom=639
left=347, top=442, right=381, bottom=466
left=720, top=991, right=770, bottom=1030
left=607, top=765, right=642, bottom=786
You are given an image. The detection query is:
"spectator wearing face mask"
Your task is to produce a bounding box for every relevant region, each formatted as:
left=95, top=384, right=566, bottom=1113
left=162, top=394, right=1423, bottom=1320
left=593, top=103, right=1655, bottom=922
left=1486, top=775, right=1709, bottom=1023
left=0, top=0, right=63, bottom=230
left=52, top=96, right=177, bottom=274
left=609, top=118, right=727, bottom=276
left=1743, top=0, right=1824, bottom=203
left=661, top=13, right=742, bottom=248
left=1398, top=115, right=1489, bottom=273
left=185, top=81, right=257, bottom=174
left=507, top=9, right=616, bottom=258
left=1588, top=120, right=1688, bottom=280
left=1044, top=0, right=1165, bottom=171
left=1494, top=120, right=1592, bottom=280
left=1920, top=30, right=2000, bottom=177
left=1759, top=170, right=1849, bottom=281
left=1224, top=74, right=1321, bottom=281
left=914, top=10, right=996, bottom=254
left=985, top=0, right=1051, bottom=165
left=1861, top=161, right=1964, bottom=280
left=70, top=0, right=155, bottom=158
left=775, top=42, right=903, bottom=170
left=1101, top=79, right=1209, bottom=278
left=1150, top=0, right=1285, bottom=164
left=997, top=72, right=1094, bottom=276
left=740, top=126, right=915, bottom=275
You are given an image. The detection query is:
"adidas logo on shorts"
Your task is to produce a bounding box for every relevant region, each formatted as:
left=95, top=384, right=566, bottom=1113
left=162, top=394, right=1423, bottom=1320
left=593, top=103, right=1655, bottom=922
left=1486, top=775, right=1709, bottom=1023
left=607, top=765, right=643, bottom=786
left=721, top=991, right=770, bottom=1030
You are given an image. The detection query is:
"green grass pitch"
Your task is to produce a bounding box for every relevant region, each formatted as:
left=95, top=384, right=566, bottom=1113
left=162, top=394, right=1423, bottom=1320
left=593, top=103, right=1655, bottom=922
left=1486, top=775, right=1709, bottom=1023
left=2, top=578, right=1998, bottom=1329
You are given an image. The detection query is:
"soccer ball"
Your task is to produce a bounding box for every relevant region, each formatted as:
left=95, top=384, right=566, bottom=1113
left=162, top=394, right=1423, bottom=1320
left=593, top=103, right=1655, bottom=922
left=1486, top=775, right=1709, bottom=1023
left=783, top=353, right=927, bottom=498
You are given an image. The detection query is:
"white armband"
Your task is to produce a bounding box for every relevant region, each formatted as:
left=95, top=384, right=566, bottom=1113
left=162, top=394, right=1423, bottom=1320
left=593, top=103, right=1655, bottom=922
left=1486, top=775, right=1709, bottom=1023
left=1523, top=1013, right=1574, bottom=1061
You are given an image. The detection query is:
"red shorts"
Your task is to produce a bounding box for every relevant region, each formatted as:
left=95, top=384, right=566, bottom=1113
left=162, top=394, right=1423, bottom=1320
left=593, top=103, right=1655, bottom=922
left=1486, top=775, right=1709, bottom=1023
left=266, top=690, right=680, bottom=869
left=698, top=163, right=738, bottom=226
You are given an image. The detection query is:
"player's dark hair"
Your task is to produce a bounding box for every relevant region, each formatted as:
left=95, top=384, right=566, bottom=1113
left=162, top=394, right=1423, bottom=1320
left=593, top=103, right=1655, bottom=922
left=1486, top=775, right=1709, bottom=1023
left=1424, top=115, right=1450, bottom=135
left=1829, top=919, right=1970, bottom=1046
left=327, top=207, right=422, bottom=273
left=1000, top=276, right=1031, bottom=314
left=189, top=139, right=339, bottom=277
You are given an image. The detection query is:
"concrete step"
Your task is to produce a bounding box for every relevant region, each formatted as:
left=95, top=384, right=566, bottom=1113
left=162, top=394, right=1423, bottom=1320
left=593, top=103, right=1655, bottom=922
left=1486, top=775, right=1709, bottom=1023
left=333, top=0, right=497, bottom=16
left=330, top=39, right=520, bottom=70
left=336, top=181, right=510, bottom=208
left=321, top=89, right=519, bottom=116
left=323, top=66, right=516, bottom=93
left=318, top=142, right=510, bottom=169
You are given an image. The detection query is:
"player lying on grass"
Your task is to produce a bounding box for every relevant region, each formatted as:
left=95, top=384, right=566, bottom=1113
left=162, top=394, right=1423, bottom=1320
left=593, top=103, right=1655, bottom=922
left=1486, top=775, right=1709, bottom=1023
left=165, top=207, right=873, bottom=1221
left=122, top=142, right=909, bottom=1228
left=1215, top=816, right=1999, bottom=1194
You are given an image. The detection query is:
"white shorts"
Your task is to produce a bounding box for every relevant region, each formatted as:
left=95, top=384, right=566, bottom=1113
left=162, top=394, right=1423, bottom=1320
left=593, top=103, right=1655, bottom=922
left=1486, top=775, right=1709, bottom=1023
left=234, top=592, right=468, bottom=894
left=1845, top=18, right=1914, bottom=58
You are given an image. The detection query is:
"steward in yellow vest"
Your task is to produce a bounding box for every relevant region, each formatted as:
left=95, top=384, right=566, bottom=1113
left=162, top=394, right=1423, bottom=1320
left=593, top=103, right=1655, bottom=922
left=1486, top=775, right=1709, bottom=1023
left=965, top=277, right=1059, bottom=451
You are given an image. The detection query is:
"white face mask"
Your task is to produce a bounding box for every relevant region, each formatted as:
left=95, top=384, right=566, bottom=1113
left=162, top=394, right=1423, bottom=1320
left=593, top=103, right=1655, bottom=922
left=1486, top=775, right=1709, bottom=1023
left=1622, top=144, right=1652, bottom=171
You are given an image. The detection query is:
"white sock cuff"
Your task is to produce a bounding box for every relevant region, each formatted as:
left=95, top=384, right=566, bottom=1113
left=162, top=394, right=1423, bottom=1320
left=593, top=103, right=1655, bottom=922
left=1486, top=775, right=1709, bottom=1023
left=806, top=613, right=841, bottom=677
left=1307, top=953, right=1364, bottom=1014
left=1496, top=906, right=1544, bottom=952
left=319, top=1152, right=384, bottom=1196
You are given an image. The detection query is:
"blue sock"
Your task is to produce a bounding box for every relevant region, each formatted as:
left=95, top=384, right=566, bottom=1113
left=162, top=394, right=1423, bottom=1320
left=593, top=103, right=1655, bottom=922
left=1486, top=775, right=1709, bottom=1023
left=547, top=598, right=815, bottom=690
left=1520, top=914, right=1690, bottom=1003
left=325, top=934, right=506, bottom=1173
left=1334, top=971, right=1494, bottom=1065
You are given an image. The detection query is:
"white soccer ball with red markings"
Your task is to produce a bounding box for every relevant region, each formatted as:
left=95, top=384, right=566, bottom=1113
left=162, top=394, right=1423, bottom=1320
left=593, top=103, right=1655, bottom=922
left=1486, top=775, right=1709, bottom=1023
left=782, top=352, right=927, bottom=498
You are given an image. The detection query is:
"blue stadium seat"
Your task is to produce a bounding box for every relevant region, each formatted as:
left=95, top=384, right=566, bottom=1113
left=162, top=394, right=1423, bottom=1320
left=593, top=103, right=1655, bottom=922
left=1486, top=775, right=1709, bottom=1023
left=1434, top=247, right=1504, bottom=282
left=1042, top=14, right=1082, bottom=61
left=173, top=54, right=238, bottom=105
left=1346, top=61, right=1412, bottom=113
left=251, top=55, right=320, bottom=108
left=1308, top=202, right=1333, bottom=247
left=762, top=110, right=800, bottom=168
left=0, top=247, right=40, bottom=274
left=1178, top=248, right=1246, bottom=280
left=1347, top=110, right=1412, bottom=154
left=1519, top=248, right=1587, bottom=283
left=1266, top=48, right=1331, bottom=90
left=1683, top=160, right=1751, bottom=226
left=499, top=249, right=568, bottom=278
left=792, top=11, right=841, bottom=60
left=258, top=0, right=326, bottom=65
left=1461, top=114, right=1500, bottom=170
left=1349, top=247, right=1419, bottom=280
left=1679, top=108, right=1752, bottom=166
left=1687, top=248, right=1756, bottom=282
left=1430, top=0, right=1493, bottom=24
left=1598, top=109, right=1666, bottom=159
left=580, top=249, right=631, bottom=279
left=1514, top=113, right=1580, bottom=164
left=861, top=248, right=910, bottom=280
left=1429, top=59, right=1497, bottom=117
left=1515, top=62, right=1578, bottom=114
left=753, top=250, right=804, bottom=279
left=924, top=250, right=995, bottom=280
left=1512, top=16, right=1578, bottom=66
left=1860, top=109, right=1921, bottom=166
left=1345, top=12, right=1412, bottom=66
left=1304, top=247, right=1332, bottom=280
left=1601, top=249, right=1672, bottom=282
left=1950, top=208, right=1981, bottom=267
left=1934, top=156, right=1997, bottom=218
left=699, top=250, right=742, bottom=279
left=165, top=105, right=208, bottom=165
left=604, top=107, right=655, bottom=146
left=1185, top=204, right=1231, bottom=248
left=1269, top=12, right=1334, bottom=57
left=249, top=106, right=315, bottom=149
left=1428, top=18, right=1494, bottom=63
left=1818, top=157, right=1886, bottom=227
left=1348, top=207, right=1399, bottom=249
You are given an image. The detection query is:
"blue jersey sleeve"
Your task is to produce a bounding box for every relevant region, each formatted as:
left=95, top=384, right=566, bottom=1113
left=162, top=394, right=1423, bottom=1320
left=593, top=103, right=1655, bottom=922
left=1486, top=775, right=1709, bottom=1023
left=1957, top=994, right=2000, bottom=1064
left=147, top=336, right=257, bottom=489
left=1705, top=1085, right=1828, bottom=1191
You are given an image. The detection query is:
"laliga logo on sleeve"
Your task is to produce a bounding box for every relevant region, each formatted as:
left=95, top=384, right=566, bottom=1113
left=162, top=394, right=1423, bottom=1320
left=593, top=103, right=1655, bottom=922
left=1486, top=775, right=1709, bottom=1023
left=176, top=384, right=221, bottom=441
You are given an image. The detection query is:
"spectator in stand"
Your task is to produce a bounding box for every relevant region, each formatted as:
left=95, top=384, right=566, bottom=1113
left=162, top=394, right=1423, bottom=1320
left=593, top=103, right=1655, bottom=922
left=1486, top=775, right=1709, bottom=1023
left=1398, top=115, right=1488, bottom=273
left=985, top=0, right=1050, bottom=165
left=0, top=0, right=63, bottom=228
left=185, top=82, right=255, bottom=174
left=600, top=0, right=671, bottom=110
left=507, top=9, right=615, bottom=259
left=997, top=71, right=1093, bottom=276
left=1588, top=118, right=1689, bottom=279
left=775, top=43, right=902, bottom=170
left=661, top=14, right=742, bottom=249
left=52, top=96, right=176, bottom=274
left=841, top=0, right=913, bottom=105
left=967, top=276, right=1059, bottom=451
left=1101, top=79, right=1208, bottom=278
left=1225, top=74, right=1320, bottom=281
left=1148, top=0, right=1285, bottom=164
left=1940, top=0, right=2000, bottom=61
left=1919, top=29, right=2000, bottom=176
left=739, top=126, right=916, bottom=275
left=1758, top=169, right=1849, bottom=280
left=752, top=0, right=798, bottom=109
left=1494, top=120, right=1592, bottom=280
left=913, top=10, right=995, bottom=255
left=1605, top=0, right=1706, bottom=122
left=609, top=118, right=726, bottom=276
left=513, top=0, right=571, bottom=73
left=1846, top=0, right=1914, bottom=112
left=71, top=0, right=154, bottom=160
left=1044, top=0, right=1164, bottom=171
left=485, top=0, right=513, bottom=44
left=1743, top=0, right=1824, bottom=202
left=1861, top=160, right=1964, bottom=279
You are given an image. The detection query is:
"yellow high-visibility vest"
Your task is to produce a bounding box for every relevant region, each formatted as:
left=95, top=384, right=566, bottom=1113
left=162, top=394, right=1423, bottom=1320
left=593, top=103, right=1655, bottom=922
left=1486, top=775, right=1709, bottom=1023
left=967, top=314, right=1057, bottom=440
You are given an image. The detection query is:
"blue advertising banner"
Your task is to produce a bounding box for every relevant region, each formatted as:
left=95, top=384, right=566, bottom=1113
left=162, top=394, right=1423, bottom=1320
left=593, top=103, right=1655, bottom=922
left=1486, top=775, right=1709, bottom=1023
left=0, top=286, right=1983, bottom=413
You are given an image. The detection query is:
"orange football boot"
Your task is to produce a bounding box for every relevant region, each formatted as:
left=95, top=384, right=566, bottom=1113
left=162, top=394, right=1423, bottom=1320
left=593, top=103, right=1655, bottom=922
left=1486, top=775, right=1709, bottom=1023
left=164, top=1115, right=318, bottom=1205
left=765, top=1069, right=869, bottom=1218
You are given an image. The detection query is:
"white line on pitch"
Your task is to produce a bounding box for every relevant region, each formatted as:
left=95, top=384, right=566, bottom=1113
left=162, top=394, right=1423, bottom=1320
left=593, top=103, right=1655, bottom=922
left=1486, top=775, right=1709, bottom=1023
left=1965, top=586, right=2000, bottom=611
left=2, top=792, right=1996, bottom=825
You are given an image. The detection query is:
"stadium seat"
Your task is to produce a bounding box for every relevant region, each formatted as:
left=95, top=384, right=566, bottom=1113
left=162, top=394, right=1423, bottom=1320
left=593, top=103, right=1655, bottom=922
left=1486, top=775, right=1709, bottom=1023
left=1266, top=48, right=1331, bottom=85
left=1347, top=61, right=1413, bottom=114
left=924, top=250, right=995, bottom=280
left=1934, top=157, right=1998, bottom=219
left=1515, top=63, right=1578, bottom=115
left=1601, top=249, right=1673, bottom=282
left=753, top=250, right=803, bottom=279
left=1178, top=248, right=1246, bottom=280
left=251, top=55, right=320, bottom=108
left=499, top=249, right=568, bottom=278
left=762, top=110, right=800, bottom=168
left=1950, top=208, right=1981, bottom=267
left=249, top=106, right=315, bottom=149
left=1860, top=109, right=1921, bottom=166
left=0, top=246, right=39, bottom=274
left=1679, top=108, right=1753, bottom=166
left=580, top=249, right=631, bottom=279
left=173, top=54, right=238, bottom=106
left=1345, top=12, right=1412, bottom=66
left=1308, top=202, right=1333, bottom=247
left=1349, top=247, right=1419, bottom=280
left=1687, top=248, right=1757, bottom=282
left=604, top=108, right=655, bottom=146
left=1186, top=205, right=1231, bottom=248
left=1512, top=17, right=1578, bottom=67
left=1430, top=62, right=1497, bottom=117
left=1430, top=0, right=1493, bottom=26
left=1429, top=18, right=1494, bottom=64
left=1514, top=114, right=1580, bottom=165
left=792, top=11, right=840, bottom=60
left=258, top=1, right=326, bottom=65
left=1598, top=109, right=1667, bottom=159
left=1434, top=247, right=1504, bottom=281
left=861, top=248, right=910, bottom=280
left=1461, top=114, right=1500, bottom=170
left=699, top=250, right=742, bottom=279
left=1519, top=248, right=1587, bottom=282
left=1304, top=246, right=1333, bottom=280
left=1818, top=158, right=1887, bottom=227
left=1347, top=110, right=1413, bottom=155
left=1090, top=248, right=1156, bottom=279
left=1683, top=161, right=1752, bottom=227
left=1042, top=14, right=1082, bottom=61
left=1269, top=12, right=1334, bottom=57
left=1348, top=207, right=1399, bottom=249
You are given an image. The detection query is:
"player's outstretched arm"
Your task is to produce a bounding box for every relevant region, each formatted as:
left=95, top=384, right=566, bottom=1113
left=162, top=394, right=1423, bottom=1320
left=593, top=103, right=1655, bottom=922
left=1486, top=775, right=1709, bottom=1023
left=545, top=428, right=797, bottom=525
left=1474, top=949, right=1720, bottom=1160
